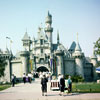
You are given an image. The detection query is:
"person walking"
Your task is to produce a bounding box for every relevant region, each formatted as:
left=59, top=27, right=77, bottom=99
left=41, top=74, right=48, bottom=96
left=67, top=76, right=72, bottom=94
left=23, top=73, right=26, bottom=84
left=11, top=74, right=15, bottom=87
left=28, top=72, right=32, bottom=83
left=59, top=75, right=65, bottom=96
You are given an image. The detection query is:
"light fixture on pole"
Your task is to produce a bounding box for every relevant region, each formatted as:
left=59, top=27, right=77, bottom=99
left=6, top=37, right=10, bottom=49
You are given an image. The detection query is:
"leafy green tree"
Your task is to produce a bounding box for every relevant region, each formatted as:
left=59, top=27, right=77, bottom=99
left=94, top=37, right=100, bottom=67
left=94, top=37, right=100, bottom=55
left=0, top=57, right=7, bottom=78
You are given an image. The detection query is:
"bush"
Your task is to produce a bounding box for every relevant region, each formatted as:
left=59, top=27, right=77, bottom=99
left=65, top=74, right=84, bottom=82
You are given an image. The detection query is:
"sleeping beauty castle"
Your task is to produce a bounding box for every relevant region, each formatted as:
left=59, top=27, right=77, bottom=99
left=0, top=11, right=98, bottom=82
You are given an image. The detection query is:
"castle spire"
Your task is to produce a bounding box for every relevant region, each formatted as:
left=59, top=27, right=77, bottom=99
left=57, top=30, right=59, bottom=44
left=75, top=32, right=82, bottom=52
left=48, top=10, right=50, bottom=16
left=77, top=32, right=78, bottom=43
left=44, top=11, right=53, bottom=43
left=26, top=28, right=27, bottom=33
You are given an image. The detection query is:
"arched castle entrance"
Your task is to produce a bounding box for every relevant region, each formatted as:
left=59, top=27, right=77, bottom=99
left=36, top=66, right=49, bottom=72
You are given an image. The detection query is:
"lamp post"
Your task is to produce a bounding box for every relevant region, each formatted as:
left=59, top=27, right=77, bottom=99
left=6, top=37, right=10, bottom=49
left=6, top=37, right=13, bottom=51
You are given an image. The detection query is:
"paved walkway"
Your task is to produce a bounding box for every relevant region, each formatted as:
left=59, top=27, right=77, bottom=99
left=0, top=79, right=100, bottom=100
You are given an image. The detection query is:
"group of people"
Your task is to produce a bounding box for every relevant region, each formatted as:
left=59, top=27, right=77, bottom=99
left=40, top=74, right=72, bottom=96
left=23, top=72, right=33, bottom=84
left=58, top=75, right=72, bottom=96
left=11, top=72, right=33, bottom=87
left=11, top=72, right=72, bottom=96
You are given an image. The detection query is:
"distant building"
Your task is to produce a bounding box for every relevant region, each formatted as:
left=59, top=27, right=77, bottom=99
left=0, top=12, right=98, bottom=82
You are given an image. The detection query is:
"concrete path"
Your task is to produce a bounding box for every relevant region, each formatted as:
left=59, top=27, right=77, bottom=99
left=0, top=79, right=100, bottom=100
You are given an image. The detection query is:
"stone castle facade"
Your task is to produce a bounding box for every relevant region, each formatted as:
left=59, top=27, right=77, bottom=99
left=0, top=12, right=98, bottom=82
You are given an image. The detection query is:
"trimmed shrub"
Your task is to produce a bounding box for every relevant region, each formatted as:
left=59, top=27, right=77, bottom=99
left=65, top=74, right=84, bottom=82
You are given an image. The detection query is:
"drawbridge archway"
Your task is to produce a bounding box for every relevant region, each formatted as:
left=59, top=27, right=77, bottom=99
left=36, top=66, right=49, bottom=72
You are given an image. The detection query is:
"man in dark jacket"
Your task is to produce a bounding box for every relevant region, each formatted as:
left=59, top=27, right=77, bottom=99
left=11, top=74, right=15, bottom=87
left=59, top=75, right=65, bottom=96
left=41, top=74, right=48, bottom=96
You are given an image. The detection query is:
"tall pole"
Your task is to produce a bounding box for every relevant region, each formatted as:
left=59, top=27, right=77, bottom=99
left=6, top=37, right=7, bottom=49
left=6, top=37, right=12, bottom=51
left=10, top=40, right=13, bottom=51
left=77, top=32, right=78, bottom=43
left=6, top=37, right=10, bottom=49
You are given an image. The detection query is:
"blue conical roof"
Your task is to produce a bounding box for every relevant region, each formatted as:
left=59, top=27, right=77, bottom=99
left=75, top=42, right=82, bottom=51
left=22, top=32, right=30, bottom=40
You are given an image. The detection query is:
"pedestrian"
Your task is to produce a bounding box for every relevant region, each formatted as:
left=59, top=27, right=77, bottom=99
left=58, top=74, right=62, bottom=94
left=64, top=80, right=69, bottom=94
left=26, top=74, right=29, bottom=82
left=67, top=76, right=72, bottom=94
left=59, top=75, right=65, bottom=96
left=23, top=73, right=26, bottom=84
left=28, top=72, right=32, bottom=83
left=41, top=74, right=48, bottom=96
left=11, top=74, right=15, bottom=87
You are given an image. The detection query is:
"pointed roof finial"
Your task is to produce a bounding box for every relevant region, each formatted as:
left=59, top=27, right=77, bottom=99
left=57, top=30, right=59, bottom=40
left=40, top=23, right=43, bottom=29
left=47, top=10, right=52, bottom=17
left=26, top=28, right=27, bottom=33
left=48, top=10, right=49, bottom=15
left=77, top=32, right=78, bottom=43
left=57, top=30, right=60, bottom=44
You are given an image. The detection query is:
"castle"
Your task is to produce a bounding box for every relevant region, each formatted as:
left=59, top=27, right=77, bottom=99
left=0, top=12, right=98, bottom=82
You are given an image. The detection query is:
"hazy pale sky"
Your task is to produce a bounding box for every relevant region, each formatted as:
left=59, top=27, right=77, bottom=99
left=0, top=0, right=100, bottom=57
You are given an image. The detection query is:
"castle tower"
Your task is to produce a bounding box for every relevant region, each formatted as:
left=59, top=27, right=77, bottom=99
left=91, top=49, right=97, bottom=66
left=44, top=11, right=53, bottom=43
left=73, top=33, right=84, bottom=78
left=20, top=51, right=30, bottom=74
left=55, top=45, right=64, bottom=76
left=22, top=31, right=31, bottom=51
left=91, top=49, right=97, bottom=81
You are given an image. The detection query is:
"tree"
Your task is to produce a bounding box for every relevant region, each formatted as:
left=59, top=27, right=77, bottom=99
left=94, top=37, right=100, bottom=56
left=0, top=57, right=7, bottom=78
left=94, top=37, right=100, bottom=67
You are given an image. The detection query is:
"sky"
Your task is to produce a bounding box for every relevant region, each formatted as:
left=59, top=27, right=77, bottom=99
left=0, top=0, right=100, bottom=57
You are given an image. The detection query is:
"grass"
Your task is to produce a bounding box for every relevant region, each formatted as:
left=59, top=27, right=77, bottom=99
left=72, top=82, right=100, bottom=93
left=0, top=84, right=11, bottom=91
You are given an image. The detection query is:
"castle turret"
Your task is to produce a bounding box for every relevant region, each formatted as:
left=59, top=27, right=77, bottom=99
left=73, top=33, right=84, bottom=78
left=55, top=45, right=64, bottom=76
left=20, top=51, right=30, bottom=74
left=22, top=31, right=31, bottom=51
left=44, top=11, right=53, bottom=43
left=91, top=49, right=97, bottom=81
left=91, top=49, right=97, bottom=66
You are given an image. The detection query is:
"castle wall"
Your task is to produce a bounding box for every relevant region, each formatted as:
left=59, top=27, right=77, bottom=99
left=64, top=59, right=75, bottom=76
left=57, top=55, right=64, bottom=75
left=75, top=57, right=84, bottom=77
left=84, top=63, right=93, bottom=82
left=35, top=47, right=51, bottom=55
left=44, top=49, right=50, bottom=54
left=11, top=60, right=23, bottom=78
left=35, top=49, right=40, bottom=54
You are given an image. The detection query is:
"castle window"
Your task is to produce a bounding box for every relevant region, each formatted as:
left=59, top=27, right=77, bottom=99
left=41, top=49, right=43, bottom=54
left=40, top=39, right=43, bottom=45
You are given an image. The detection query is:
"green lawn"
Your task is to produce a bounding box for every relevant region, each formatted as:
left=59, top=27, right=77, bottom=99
left=0, top=84, right=11, bottom=91
left=72, top=83, right=100, bottom=93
